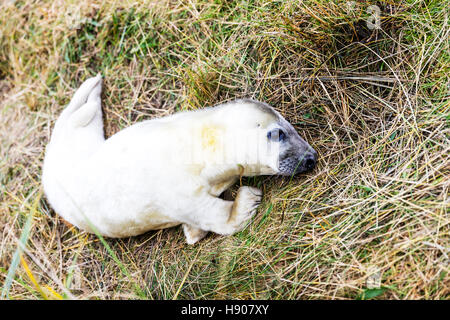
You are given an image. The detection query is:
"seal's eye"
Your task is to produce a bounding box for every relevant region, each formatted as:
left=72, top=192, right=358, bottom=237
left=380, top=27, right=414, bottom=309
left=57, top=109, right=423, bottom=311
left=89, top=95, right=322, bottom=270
left=267, top=128, right=286, bottom=142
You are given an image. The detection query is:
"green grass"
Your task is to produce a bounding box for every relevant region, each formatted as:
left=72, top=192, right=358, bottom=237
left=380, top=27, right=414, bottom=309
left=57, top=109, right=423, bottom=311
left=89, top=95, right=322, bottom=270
left=0, top=0, right=449, bottom=299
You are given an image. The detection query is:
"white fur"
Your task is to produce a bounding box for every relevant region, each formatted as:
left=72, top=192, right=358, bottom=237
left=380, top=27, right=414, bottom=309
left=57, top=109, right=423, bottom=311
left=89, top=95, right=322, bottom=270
left=43, top=75, right=290, bottom=243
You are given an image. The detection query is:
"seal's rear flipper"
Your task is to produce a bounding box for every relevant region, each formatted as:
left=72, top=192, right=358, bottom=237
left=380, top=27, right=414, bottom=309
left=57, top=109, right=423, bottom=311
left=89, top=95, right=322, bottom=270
left=62, top=74, right=102, bottom=116
left=49, top=74, right=105, bottom=160
left=70, top=101, right=100, bottom=127
left=70, top=80, right=102, bottom=128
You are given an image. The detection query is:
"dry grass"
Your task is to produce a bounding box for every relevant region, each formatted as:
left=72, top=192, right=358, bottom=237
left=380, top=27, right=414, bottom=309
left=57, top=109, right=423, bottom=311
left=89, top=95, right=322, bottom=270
left=0, top=0, right=448, bottom=299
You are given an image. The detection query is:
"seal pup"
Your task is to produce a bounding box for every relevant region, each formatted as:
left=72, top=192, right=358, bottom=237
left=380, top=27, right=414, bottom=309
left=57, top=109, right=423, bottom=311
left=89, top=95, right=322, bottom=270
left=42, top=74, right=317, bottom=244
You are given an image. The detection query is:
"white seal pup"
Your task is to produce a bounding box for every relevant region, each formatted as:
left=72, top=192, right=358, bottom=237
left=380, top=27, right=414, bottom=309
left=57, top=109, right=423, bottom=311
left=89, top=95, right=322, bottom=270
left=42, top=74, right=317, bottom=244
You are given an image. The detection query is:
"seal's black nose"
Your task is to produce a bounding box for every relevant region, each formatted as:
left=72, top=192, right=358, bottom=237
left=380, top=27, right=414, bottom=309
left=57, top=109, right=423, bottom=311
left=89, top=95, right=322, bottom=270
left=303, top=152, right=317, bottom=171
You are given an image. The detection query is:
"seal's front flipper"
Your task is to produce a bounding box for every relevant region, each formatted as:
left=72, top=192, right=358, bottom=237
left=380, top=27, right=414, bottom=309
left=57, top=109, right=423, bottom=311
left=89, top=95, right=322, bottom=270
left=182, top=224, right=208, bottom=244
left=182, top=186, right=262, bottom=239
left=227, top=186, right=262, bottom=230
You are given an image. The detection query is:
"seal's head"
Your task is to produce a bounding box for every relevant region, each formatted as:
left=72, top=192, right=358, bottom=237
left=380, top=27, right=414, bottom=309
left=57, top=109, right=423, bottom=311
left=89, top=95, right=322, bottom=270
left=267, top=115, right=318, bottom=176
left=218, top=99, right=318, bottom=177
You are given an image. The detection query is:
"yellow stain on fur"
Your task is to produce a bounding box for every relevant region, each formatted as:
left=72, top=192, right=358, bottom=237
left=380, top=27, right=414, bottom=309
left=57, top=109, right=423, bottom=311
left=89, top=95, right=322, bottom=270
left=201, top=125, right=220, bottom=152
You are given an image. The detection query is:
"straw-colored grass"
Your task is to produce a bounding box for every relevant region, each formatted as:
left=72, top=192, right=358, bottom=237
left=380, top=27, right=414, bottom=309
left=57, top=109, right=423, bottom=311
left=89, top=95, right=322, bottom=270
left=0, top=0, right=448, bottom=299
